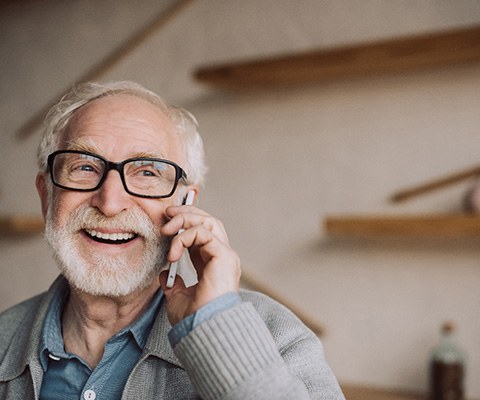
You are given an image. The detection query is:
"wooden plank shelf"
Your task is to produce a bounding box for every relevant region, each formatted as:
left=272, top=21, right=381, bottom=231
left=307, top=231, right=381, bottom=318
left=341, top=384, right=478, bottom=400
left=194, top=25, right=480, bottom=89
left=325, top=214, right=480, bottom=237
left=341, top=384, right=423, bottom=400
left=0, top=215, right=44, bottom=236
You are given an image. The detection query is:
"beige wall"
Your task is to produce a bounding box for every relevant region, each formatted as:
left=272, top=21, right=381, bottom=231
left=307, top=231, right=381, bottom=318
left=1, top=0, right=480, bottom=397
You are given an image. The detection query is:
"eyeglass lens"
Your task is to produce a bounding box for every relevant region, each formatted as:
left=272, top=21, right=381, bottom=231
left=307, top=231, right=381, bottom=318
left=51, top=152, right=179, bottom=197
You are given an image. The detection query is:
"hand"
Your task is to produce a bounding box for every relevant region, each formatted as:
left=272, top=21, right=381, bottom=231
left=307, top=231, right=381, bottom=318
left=159, top=204, right=241, bottom=326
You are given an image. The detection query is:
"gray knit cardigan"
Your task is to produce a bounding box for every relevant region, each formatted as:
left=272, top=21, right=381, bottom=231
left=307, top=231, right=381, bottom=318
left=0, top=276, right=345, bottom=399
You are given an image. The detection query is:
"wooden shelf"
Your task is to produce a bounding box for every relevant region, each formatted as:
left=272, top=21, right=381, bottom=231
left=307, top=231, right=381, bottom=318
left=341, top=384, right=478, bottom=400
left=194, top=25, right=480, bottom=89
left=0, top=215, right=44, bottom=236
left=341, top=384, right=423, bottom=400
left=325, top=214, right=480, bottom=237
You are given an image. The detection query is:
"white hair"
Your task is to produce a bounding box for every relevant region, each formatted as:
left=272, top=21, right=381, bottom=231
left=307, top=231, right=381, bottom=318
left=37, top=81, right=207, bottom=186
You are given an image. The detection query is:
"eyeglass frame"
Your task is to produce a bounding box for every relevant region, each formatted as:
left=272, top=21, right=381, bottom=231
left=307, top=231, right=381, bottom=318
left=47, top=150, right=188, bottom=199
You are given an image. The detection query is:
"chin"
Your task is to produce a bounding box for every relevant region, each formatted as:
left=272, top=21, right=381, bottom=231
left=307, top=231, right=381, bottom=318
left=64, top=266, right=157, bottom=298
left=44, top=203, right=169, bottom=297
left=60, top=239, right=170, bottom=297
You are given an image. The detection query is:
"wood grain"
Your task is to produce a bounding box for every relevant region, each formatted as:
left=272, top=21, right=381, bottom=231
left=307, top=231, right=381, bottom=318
left=0, top=215, right=44, bottom=235
left=325, top=214, right=480, bottom=237
left=341, top=384, right=424, bottom=400
left=195, top=25, right=480, bottom=89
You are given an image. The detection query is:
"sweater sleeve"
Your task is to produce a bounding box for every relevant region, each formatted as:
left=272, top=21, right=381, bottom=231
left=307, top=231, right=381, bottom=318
left=172, top=293, right=345, bottom=400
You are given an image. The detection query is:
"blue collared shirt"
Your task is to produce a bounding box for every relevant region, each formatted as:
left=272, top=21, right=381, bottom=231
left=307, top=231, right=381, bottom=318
left=39, top=278, right=241, bottom=400
left=39, top=281, right=163, bottom=400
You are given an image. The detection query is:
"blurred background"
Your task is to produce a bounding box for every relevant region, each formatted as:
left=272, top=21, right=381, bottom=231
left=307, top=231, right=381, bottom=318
left=1, top=1, right=480, bottom=398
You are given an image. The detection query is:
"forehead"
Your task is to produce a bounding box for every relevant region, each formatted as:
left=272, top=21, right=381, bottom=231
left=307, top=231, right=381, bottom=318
left=60, top=94, right=181, bottom=160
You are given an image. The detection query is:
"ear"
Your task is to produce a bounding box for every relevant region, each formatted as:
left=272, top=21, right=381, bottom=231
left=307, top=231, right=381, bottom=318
left=183, top=185, right=199, bottom=204
left=177, top=185, right=199, bottom=205
left=36, top=173, right=49, bottom=219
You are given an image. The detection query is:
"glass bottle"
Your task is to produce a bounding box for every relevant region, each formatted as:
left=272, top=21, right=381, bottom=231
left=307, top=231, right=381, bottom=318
left=429, top=322, right=465, bottom=400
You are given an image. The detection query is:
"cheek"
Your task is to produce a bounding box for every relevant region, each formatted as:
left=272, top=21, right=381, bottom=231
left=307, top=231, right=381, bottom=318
left=50, top=188, right=176, bottom=228
left=143, top=205, right=169, bottom=228
left=49, top=191, right=89, bottom=224
left=139, top=198, right=177, bottom=227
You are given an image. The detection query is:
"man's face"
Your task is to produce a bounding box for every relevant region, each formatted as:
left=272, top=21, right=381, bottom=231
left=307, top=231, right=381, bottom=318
left=38, top=94, right=189, bottom=297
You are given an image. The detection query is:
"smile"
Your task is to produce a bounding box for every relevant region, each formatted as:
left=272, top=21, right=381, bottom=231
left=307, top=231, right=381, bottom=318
left=84, top=229, right=138, bottom=244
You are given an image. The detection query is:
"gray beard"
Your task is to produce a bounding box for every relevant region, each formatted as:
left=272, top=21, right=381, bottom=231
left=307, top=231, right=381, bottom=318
left=44, top=204, right=170, bottom=297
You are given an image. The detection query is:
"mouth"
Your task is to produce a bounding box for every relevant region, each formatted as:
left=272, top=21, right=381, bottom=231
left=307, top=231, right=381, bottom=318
left=84, top=228, right=138, bottom=245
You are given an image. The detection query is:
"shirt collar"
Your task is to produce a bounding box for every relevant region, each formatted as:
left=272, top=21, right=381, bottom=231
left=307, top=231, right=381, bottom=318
left=39, top=278, right=163, bottom=372
left=126, top=287, right=163, bottom=349
left=39, top=278, right=69, bottom=370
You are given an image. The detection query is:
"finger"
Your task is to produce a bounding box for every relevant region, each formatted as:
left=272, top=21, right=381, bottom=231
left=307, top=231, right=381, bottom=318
left=167, top=224, right=215, bottom=262
left=162, top=211, right=214, bottom=235
left=162, top=211, right=229, bottom=244
left=168, top=224, right=232, bottom=267
left=165, top=204, right=210, bottom=218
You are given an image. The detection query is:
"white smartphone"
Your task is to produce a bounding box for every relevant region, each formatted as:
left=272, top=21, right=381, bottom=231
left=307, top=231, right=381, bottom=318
left=166, top=190, right=195, bottom=288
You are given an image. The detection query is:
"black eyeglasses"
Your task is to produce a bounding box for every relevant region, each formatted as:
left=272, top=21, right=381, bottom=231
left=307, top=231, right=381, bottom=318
left=47, top=150, right=188, bottom=199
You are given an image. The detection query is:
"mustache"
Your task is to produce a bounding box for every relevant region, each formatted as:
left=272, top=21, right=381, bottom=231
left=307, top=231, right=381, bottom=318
left=64, top=205, right=160, bottom=240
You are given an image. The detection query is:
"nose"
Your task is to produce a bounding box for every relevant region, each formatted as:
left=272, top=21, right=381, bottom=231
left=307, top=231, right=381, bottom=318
left=90, top=170, right=134, bottom=217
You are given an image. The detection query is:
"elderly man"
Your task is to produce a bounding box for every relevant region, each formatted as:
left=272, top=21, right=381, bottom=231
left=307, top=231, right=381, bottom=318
left=0, top=81, right=344, bottom=399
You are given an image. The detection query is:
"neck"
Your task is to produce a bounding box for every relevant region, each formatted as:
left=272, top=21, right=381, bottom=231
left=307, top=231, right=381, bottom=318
left=62, top=279, right=160, bottom=369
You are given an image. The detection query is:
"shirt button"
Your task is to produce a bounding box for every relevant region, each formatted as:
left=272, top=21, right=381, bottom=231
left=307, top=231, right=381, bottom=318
left=83, top=389, right=96, bottom=400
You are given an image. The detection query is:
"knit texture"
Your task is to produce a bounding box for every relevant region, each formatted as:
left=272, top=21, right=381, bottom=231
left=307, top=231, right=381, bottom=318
left=0, top=278, right=345, bottom=399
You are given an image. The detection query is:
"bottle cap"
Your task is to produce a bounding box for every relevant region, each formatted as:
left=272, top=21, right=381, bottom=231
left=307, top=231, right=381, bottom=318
left=441, top=321, right=454, bottom=334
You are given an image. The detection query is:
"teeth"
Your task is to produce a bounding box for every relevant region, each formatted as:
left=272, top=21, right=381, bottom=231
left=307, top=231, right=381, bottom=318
left=86, top=229, right=136, bottom=241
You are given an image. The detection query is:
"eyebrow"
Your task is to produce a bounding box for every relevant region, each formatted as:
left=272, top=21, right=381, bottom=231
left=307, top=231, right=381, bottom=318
left=66, top=140, right=100, bottom=154
left=66, top=140, right=167, bottom=160
left=131, top=151, right=167, bottom=159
